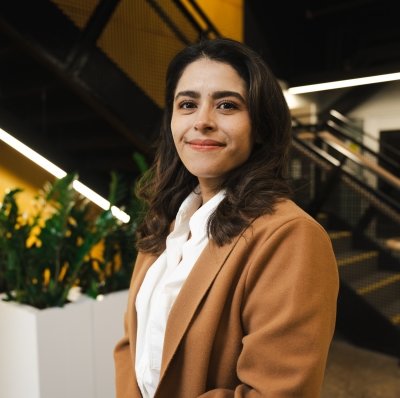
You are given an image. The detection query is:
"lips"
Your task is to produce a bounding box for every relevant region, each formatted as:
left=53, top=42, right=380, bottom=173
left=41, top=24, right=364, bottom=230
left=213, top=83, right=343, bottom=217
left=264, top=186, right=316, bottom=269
left=186, top=139, right=225, bottom=150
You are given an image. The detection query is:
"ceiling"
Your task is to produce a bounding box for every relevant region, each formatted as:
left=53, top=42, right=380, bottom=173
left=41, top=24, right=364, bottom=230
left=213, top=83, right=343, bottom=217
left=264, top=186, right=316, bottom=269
left=245, top=0, right=400, bottom=87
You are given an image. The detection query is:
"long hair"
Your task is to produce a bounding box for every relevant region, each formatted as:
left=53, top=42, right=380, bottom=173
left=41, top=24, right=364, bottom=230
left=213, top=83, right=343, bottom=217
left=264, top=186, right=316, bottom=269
left=136, top=38, right=292, bottom=254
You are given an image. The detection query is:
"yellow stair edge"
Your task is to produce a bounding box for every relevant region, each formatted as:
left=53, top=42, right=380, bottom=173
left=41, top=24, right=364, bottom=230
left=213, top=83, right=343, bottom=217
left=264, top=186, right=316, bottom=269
left=329, top=231, right=352, bottom=240
left=391, top=314, right=400, bottom=325
left=357, top=274, right=400, bottom=295
left=337, top=251, right=378, bottom=267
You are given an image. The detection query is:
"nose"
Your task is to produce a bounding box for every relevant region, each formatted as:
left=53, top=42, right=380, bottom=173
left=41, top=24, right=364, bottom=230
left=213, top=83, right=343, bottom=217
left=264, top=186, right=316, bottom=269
left=194, top=106, right=216, bottom=133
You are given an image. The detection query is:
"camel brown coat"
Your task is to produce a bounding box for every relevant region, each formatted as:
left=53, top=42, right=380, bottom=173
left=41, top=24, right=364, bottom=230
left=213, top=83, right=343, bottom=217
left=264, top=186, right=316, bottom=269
left=114, top=200, right=339, bottom=397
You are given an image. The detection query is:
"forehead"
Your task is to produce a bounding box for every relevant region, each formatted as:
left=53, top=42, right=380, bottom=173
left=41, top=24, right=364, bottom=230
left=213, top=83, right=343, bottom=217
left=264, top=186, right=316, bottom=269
left=175, top=58, right=247, bottom=94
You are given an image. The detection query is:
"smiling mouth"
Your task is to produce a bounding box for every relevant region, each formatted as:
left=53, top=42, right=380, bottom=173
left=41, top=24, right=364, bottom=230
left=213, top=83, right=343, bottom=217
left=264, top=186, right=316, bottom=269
left=187, top=139, right=226, bottom=150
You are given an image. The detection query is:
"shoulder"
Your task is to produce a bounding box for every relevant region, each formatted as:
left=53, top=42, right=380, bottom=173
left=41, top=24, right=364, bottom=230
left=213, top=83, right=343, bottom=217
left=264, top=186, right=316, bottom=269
left=243, top=199, right=331, bottom=245
left=238, top=199, right=338, bottom=289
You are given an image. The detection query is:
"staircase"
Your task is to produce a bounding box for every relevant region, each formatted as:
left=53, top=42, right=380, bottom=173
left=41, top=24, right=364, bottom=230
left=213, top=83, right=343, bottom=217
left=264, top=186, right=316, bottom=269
left=291, top=114, right=400, bottom=358
left=324, top=223, right=400, bottom=357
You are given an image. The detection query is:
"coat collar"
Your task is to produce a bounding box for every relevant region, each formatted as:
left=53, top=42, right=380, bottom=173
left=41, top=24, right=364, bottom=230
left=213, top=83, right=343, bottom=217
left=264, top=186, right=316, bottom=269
left=127, top=234, right=243, bottom=393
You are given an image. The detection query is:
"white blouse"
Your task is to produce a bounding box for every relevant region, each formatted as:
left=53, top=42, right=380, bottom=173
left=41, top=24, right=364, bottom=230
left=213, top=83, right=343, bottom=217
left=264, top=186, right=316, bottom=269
left=135, top=189, right=226, bottom=398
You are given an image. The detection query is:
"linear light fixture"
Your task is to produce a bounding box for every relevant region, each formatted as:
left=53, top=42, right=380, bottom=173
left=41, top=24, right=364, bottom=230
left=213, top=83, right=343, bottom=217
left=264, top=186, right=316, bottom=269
left=287, top=71, right=400, bottom=94
left=0, top=127, right=130, bottom=223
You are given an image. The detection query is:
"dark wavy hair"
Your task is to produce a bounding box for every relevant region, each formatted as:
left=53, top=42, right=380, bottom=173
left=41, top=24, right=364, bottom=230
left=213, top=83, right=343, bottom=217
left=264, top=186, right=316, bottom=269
left=136, top=38, right=292, bottom=254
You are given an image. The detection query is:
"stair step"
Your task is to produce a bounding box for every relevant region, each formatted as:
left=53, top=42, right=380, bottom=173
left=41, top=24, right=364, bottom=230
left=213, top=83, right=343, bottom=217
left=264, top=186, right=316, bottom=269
left=329, top=230, right=353, bottom=253
left=337, top=250, right=379, bottom=285
left=364, top=287, right=400, bottom=329
left=383, top=298, right=400, bottom=327
left=337, top=250, right=379, bottom=267
left=350, top=270, right=395, bottom=292
left=356, top=272, right=400, bottom=316
left=391, top=313, right=400, bottom=326
left=357, top=273, right=400, bottom=296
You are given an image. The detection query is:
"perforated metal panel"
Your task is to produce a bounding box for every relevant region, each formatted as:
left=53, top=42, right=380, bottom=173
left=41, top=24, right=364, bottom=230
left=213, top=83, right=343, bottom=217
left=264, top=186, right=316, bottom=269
left=50, top=0, right=100, bottom=29
left=49, top=0, right=206, bottom=107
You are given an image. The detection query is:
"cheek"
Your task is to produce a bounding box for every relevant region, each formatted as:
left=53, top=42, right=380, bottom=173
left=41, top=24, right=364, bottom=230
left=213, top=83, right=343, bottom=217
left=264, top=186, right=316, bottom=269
left=170, top=115, right=183, bottom=143
left=233, top=123, right=253, bottom=154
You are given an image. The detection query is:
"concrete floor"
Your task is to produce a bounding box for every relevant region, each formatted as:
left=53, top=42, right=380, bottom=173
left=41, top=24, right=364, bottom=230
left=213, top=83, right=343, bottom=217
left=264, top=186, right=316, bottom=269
left=321, top=336, right=400, bottom=397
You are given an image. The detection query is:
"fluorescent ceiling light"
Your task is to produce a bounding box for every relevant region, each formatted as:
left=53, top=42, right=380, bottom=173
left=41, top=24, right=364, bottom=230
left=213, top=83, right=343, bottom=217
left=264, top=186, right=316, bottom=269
left=0, top=127, right=130, bottom=223
left=288, top=71, right=400, bottom=94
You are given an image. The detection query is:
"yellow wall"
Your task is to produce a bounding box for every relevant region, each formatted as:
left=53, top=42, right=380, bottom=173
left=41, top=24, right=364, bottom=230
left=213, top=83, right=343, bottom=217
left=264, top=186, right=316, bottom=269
left=0, top=141, right=53, bottom=211
left=188, top=0, right=243, bottom=41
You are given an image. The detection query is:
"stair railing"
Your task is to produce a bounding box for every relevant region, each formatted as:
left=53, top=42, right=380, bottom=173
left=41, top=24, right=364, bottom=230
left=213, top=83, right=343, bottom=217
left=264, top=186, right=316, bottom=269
left=292, top=117, right=400, bottom=270
left=328, top=110, right=400, bottom=173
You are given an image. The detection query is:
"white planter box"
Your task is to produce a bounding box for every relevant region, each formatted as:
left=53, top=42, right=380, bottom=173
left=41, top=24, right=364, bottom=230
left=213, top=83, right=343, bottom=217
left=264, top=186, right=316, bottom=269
left=0, top=290, right=129, bottom=398
left=0, top=297, right=94, bottom=398
left=92, top=290, right=129, bottom=398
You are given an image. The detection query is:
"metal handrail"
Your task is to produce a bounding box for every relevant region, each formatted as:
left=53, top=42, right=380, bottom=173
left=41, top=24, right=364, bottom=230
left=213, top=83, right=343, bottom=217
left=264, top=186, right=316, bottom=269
left=146, top=0, right=221, bottom=46
left=292, top=132, right=400, bottom=218
left=293, top=118, right=400, bottom=175
left=317, top=130, right=400, bottom=190
left=329, top=109, right=400, bottom=164
left=172, top=0, right=222, bottom=40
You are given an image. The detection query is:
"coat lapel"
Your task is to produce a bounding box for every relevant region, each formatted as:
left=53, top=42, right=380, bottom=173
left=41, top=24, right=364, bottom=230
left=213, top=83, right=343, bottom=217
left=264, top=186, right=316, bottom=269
left=158, top=236, right=241, bottom=382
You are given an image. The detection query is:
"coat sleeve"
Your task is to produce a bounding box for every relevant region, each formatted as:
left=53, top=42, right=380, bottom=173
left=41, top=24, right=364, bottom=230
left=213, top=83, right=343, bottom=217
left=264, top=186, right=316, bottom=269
left=114, top=251, right=149, bottom=398
left=114, top=311, right=138, bottom=398
left=199, top=218, right=339, bottom=397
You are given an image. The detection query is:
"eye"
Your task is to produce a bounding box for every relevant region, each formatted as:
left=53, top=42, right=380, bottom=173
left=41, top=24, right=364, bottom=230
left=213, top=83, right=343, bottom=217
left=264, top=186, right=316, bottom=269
left=178, top=100, right=197, bottom=109
left=218, top=101, right=238, bottom=110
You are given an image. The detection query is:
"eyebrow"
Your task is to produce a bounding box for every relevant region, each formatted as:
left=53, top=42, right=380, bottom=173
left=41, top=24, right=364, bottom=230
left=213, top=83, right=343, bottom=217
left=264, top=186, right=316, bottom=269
left=174, top=90, right=246, bottom=103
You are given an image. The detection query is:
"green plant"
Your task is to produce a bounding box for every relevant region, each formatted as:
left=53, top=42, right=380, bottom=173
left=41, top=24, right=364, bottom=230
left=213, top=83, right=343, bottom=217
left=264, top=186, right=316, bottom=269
left=0, top=152, right=148, bottom=309
left=80, top=176, right=146, bottom=298
left=78, top=152, right=149, bottom=298
left=0, top=173, right=121, bottom=308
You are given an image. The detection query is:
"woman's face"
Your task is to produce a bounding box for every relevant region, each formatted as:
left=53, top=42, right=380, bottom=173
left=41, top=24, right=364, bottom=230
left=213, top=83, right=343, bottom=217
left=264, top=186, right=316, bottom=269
left=171, top=58, right=253, bottom=192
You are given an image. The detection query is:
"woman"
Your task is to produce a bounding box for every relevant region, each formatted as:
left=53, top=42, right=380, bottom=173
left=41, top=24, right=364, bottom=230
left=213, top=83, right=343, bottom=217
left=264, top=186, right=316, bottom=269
left=114, top=37, right=338, bottom=398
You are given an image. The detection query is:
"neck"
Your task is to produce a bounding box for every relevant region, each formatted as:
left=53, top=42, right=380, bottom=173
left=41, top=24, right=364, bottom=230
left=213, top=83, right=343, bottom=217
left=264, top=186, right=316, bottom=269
left=198, top=179, right=221, bottom=204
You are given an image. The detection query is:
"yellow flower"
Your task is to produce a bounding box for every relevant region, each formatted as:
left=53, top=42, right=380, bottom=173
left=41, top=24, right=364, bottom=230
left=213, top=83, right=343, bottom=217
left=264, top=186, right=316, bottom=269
left=26, top=224, right=42, bottom=248
left=76, top=236, right=84, bottom=246
left=65, top=229, right=72, bottom=237
left=26, top=235, right=42, bottom=248
left=105, top=262, right=113, bottom=277
left=92, top=260, right=101, bottom=273
left=30, top=225, right=41, bottom=236
left=43, top=268, right=51, bottom=286
left=58, top=262, right=69, bottom=282
left=92, top=260, right=105, bottom=282
left=113, top=253, right=122, bottom=272
left=37, top=218, right=46, bottom=229
left=68, top=216, right=77, bottom=227
left=16, top=214, right=27, bottom=229
left=90, top=240, right=105, bottom=262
